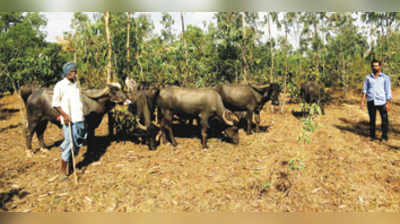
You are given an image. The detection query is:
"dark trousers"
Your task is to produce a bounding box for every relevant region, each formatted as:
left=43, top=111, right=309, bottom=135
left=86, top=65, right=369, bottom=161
left=367, top=101, right=389, bottom=139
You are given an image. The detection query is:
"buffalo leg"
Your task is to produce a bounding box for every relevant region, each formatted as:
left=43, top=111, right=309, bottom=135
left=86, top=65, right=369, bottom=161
left=25, top=119, right=38, bottom=151
left=162, top=110, right=177, bottom=147
left=317, top=100, right=325, bottom=115
left=36, top=120, right=48, bottom=149
left=199, top=114, right=209, bottom=149
left=159, top=118, right=168, bottom=145
left=246, top=111, right=253, bottom=135
left=146, top=126, right=157, bottom=150
left=86, top=128, right=95, bottom=155
left=107, top=111, right=114, bottom=139
left=254, top=112, right=261, bottom=132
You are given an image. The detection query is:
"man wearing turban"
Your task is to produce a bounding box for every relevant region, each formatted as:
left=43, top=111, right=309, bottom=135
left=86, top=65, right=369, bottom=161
left=52, top=62, right=87, bottom=180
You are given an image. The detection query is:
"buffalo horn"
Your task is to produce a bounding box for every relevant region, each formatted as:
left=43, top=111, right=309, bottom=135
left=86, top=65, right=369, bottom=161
left=222, top=110, right=234, bottom=126
left=136, top=118, right=147, bottom=131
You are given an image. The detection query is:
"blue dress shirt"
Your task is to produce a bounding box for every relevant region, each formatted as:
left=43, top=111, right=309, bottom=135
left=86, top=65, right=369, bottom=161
left=362, top=72, right=392, bottom=106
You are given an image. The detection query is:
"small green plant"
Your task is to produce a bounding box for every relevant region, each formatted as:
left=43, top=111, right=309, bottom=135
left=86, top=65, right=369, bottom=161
left=288, top=158, right=305, bottom=171
left=297, top=103, right=322, bottom=144
left=263, top=182, right=273, bottom=189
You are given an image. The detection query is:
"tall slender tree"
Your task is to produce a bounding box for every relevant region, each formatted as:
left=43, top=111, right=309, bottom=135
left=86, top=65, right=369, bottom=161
left=104, top=11, right=113, bottom=83
left=263, top=12, right=279, bottom=82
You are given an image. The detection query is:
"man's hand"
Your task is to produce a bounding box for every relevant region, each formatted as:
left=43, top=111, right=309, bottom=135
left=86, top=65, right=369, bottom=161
left=385, top=102, right=391, bottom=112
left=63, top=114, right=71, bottom=125
left=54, top=106, right=71, bottom=125
left=360, top=93, right=366, bottom=110
left=360, top=101, right=365, bottom=110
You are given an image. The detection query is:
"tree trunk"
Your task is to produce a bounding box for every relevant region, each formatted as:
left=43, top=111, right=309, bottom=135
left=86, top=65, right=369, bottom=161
left=3, top=69, right=28, bottom=131
left=313, top=16, right=319, bottom=74
left=126, top=11, right=132, bottom=74
left=281, top=28, right=289, bottom=113
left=241, top=12, right=248, bottom=82
left=268, top=14, right=274, bottom=82
left=104, top=12, right=113, bottom=83
left=181, top=12, right=188, bottom=86
left=284, top=29, right=289, bottom=91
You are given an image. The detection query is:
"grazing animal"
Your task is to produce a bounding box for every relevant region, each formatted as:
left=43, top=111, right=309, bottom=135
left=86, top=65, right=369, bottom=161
left=214, top=82, right=281, bottom=134
left=156, top=86, right=239, bottom=149
left=20, top=83, right=130, bottom=152
left=299, top=81, right=326, bottom=115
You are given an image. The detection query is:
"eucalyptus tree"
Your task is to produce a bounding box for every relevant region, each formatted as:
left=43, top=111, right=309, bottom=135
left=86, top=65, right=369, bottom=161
left=325, top=12, right=368, bottom=87
left=263, top=12, right=279, bottom=82
left=126, top=11, right=133, bottom=75
left=160, top=13, right=175, bottom=44
left=298, top=12, right=327, bottom=80
left=361, top=12, right=400, bottom=68
left=104, top=12, right=113, bottom=83
left=362, top=12, right=400, bottom=74
left=279, top=12, right=297, bottom=90
left=67, top=12, right=108, bottom=88
left=214, top=12, right=245, bottom=83
left=240, top=12, right=260, bottom=82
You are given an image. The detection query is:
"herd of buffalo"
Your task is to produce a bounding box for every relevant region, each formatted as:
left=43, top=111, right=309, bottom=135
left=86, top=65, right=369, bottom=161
left=19, top=78, right=326, bottom=152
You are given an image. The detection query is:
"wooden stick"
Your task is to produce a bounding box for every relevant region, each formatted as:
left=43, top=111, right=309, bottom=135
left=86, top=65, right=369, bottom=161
left=67, top=100, right=78, bottom=184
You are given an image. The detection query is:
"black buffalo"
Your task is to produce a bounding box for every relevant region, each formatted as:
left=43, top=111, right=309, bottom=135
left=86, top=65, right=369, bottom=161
left=127, top=89, right=159, bottom=150
left=20, top=83, right=130, bottom=154
left=156, top=86, right=239, bottom=149
left=124, top=77, right=160, bottom=150
left=299, top=81, right=326, bottom=115
left=214, top=82, right=281, bottom=135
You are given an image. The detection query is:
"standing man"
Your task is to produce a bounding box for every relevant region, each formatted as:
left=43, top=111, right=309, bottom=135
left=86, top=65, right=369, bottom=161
left=360, top=59, right=392, bottom=141
left=52, top=62, right=87, bottom=178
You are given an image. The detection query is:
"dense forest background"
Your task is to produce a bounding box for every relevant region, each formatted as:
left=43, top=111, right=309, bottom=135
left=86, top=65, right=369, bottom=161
left=1, top=12, right=400, bottom=96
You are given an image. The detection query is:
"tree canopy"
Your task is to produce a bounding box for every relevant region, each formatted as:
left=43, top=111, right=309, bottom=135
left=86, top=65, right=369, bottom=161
left=2, top=12, right=400, bottom=95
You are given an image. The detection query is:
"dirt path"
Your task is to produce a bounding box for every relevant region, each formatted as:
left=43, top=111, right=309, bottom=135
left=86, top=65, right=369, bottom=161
left=0, top=89, right=399, bottom=212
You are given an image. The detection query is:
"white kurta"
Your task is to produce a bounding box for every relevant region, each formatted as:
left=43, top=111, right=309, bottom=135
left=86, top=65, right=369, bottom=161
left=52, top=78, right=84, bottom=124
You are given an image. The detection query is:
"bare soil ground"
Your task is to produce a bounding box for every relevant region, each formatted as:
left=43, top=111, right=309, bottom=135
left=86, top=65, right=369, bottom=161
left=0, top=89, right=399, bottom=212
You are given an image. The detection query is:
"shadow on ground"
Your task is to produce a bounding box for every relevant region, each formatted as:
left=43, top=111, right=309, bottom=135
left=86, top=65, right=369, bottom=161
left=334, top=117, right=370, bottom=138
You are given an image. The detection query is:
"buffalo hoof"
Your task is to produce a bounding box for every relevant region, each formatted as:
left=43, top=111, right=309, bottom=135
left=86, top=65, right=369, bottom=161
left=25, top=150, right=33, bottom=158
left=40, top=147, right=49, bottom=153
left=58, top=175, right=70, bottom=182
left=171, top=142, right=178, bottom=147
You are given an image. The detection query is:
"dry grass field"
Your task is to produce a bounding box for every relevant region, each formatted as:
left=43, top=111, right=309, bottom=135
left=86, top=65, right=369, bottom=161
left=0, top=88, right=399, bottom=212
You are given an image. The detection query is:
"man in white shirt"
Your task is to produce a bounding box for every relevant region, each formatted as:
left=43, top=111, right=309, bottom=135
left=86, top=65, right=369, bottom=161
left=52, top=62, right=87, bottom=178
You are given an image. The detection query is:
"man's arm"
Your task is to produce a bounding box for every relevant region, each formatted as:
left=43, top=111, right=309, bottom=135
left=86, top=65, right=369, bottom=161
left=360, top=93, right=366, bottom=109
left=385, top=76, right=392, bottom=112
left=54, top=106, right=71, bottom=125
left=52, top=83, right=71, bottom=125
left=360, top=77, right=368, bottom=109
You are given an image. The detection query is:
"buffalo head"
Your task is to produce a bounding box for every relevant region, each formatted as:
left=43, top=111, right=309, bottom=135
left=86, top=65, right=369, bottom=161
left=267, top=83, right=281, bottom=106
left=84, top=82, right=130, bottom=105
left=222, top=110, right=240, bottom=144
left=107, top=83, right=131, bottom=105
